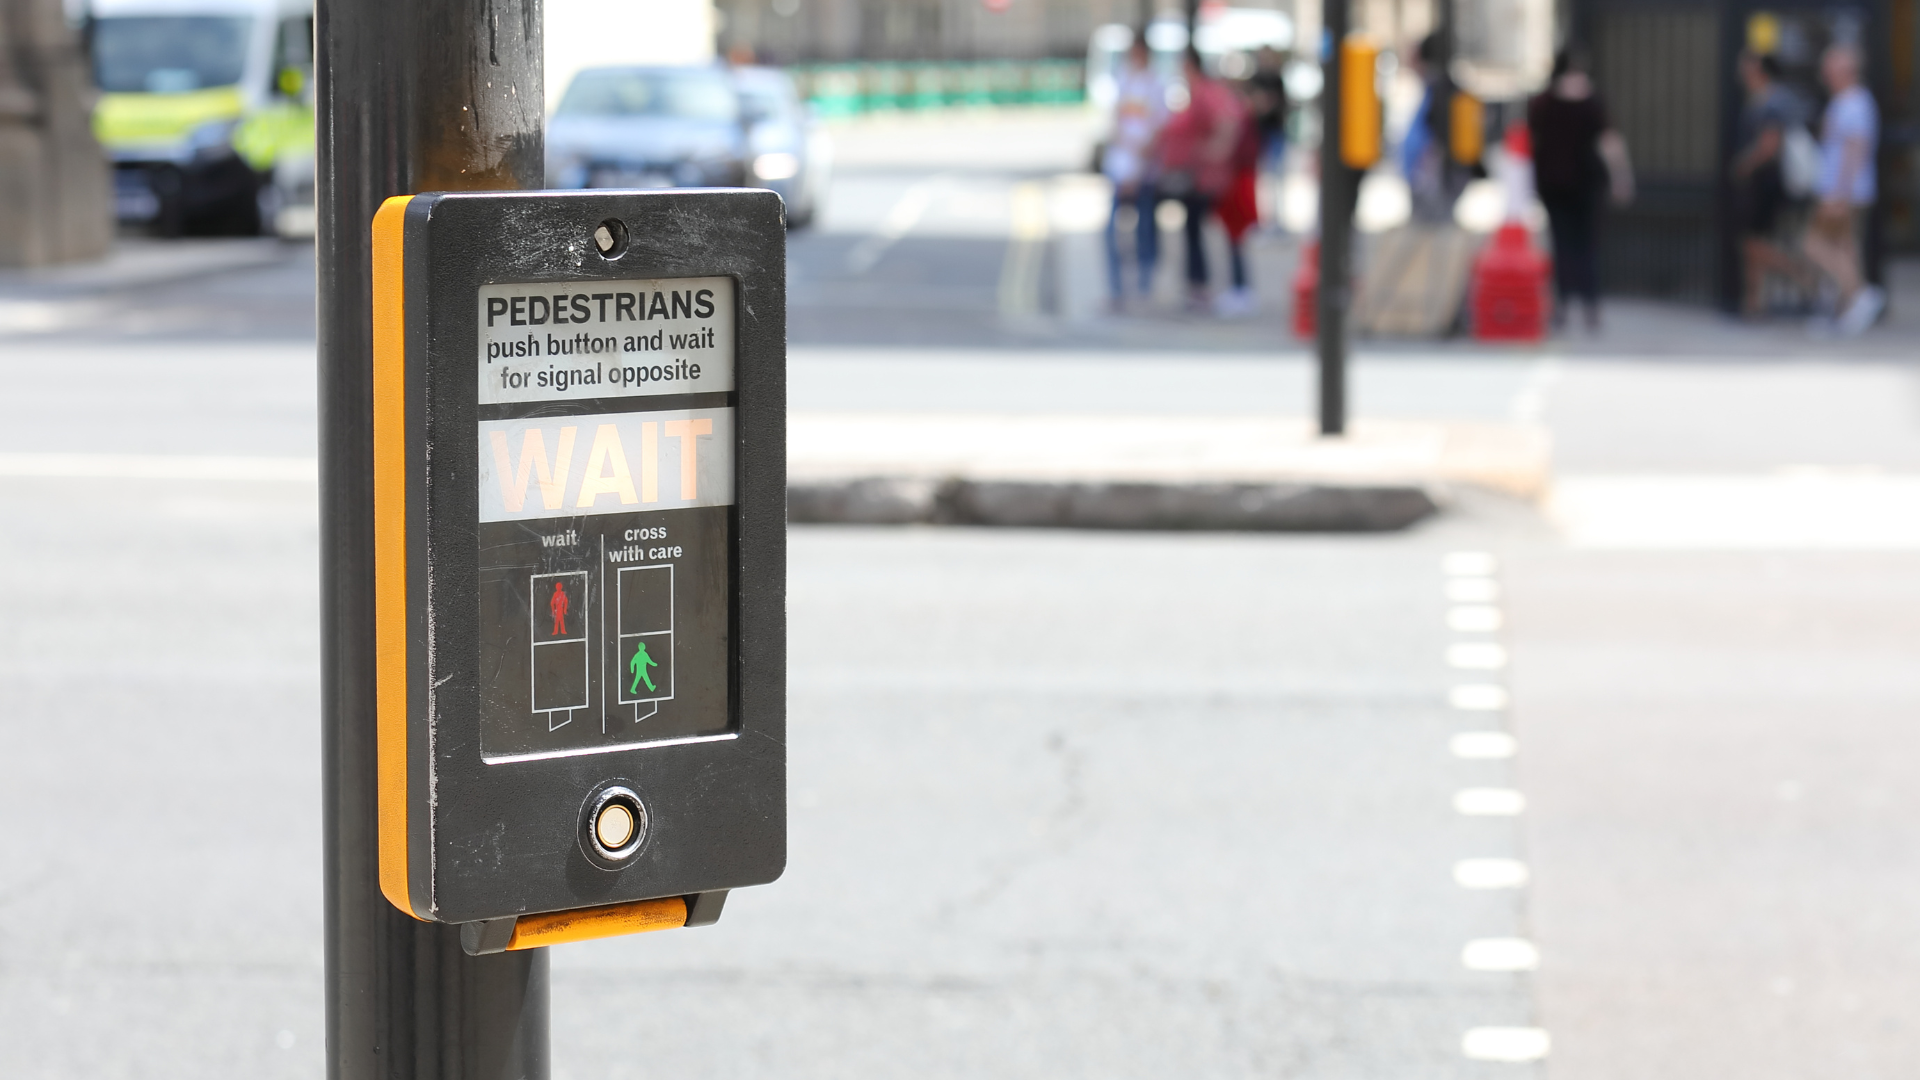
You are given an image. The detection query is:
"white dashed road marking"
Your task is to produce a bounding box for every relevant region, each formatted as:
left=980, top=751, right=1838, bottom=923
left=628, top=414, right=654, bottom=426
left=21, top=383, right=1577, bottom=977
left=845, top=176, right=947, bottom=275
left=1462, top=1027, right=1551, bottom=1062
left=1461, top=938, right=1541, bottom=972
left=1450, top=684, right=1509, bottom=710
left=1447, top=605, right=1505, bottom=632
left=1450, top=731, right=1517, bottom=758
left=1446, top=577, right=1501, bottom=603
left=1443, top=551, right=1499, bottom=576
left=1447, top=643, right=1508, bottom=670
left=1454, top=788, right=1526, bottom=816
left=1454, top=858, right=1529, bottom=889
left=1440, top=551, right=1544, bottom=1059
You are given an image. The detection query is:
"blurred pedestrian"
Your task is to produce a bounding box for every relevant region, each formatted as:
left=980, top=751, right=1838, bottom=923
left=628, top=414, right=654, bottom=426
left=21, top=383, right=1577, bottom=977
left=1156, top=46, right=1246, bottom=312
left=1802, top=42, right=1882, bottom=335
left=1213, top=86, right=1264, bottom=315
left=1528, top=48, right=1634, bottom=331
left=1247, top=45, right=1290, bottom=224
left=1733, top=50, right=1814, bottom=317
left=1403, top=33, right=1472, bottom=224
left=1102, top=35, right=1169, bottom=310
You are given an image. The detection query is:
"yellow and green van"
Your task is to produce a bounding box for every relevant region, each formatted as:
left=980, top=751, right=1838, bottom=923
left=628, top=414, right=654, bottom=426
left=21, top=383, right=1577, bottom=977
left=89, top=0, right=313, bottom=235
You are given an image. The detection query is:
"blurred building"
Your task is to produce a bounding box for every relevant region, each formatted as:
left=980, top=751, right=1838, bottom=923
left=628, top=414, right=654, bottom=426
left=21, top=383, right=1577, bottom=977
left=547, top=0, right=716, bottom=111
left=715, top=0, right=1139, bottom=63
left=714, top=0, right=1546, bottom=74
left=714, top=0, right=1272, bottom=63
left=713, top=0, right=1554, bottom=122
left=0, top=0, right=109, bottom=264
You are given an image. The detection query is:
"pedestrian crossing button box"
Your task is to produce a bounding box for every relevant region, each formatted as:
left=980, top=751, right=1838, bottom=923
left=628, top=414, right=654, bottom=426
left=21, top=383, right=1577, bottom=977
left=372, top=189, right=786, bottom=936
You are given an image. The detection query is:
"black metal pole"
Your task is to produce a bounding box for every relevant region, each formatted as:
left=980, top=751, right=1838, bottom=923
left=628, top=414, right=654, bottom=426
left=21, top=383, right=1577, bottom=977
left=1316, top=0, right=1352, bottom=436
left=1434, top=0, right=1456, bottom=182
left=316, top=0, right=548, bottom=1075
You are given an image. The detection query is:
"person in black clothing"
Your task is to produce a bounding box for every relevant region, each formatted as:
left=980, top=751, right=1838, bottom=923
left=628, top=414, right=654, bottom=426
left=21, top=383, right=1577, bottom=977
left=1732, top=50, right=1813, bottom=316
left=1405, top=32, right=1475, bottom=223
left=1248, top=47, right=1290, bottom=171
left=1528, top=49, right=1634, bottom=330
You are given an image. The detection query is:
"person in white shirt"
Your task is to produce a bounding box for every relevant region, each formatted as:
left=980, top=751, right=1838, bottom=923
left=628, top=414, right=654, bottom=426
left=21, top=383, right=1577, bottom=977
left=1102, top=37, right=1168, bottom=309
left=1802, top=43, right=1883, bottom=335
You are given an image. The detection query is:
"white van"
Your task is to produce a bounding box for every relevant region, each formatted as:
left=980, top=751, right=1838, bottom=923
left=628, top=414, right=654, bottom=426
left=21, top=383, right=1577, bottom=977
left=88, top=0, right=313, bottom=235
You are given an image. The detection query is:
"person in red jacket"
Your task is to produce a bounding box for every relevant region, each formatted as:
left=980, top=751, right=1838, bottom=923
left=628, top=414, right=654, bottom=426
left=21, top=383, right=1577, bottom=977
left=1212, top=86, right=1264, bottom=315
left=1155, top=47, right=1247, bottom=312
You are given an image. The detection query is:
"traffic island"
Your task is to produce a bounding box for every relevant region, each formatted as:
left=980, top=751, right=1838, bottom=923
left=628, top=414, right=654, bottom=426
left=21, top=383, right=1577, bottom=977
left=788, top=415, right=1551, bottom=532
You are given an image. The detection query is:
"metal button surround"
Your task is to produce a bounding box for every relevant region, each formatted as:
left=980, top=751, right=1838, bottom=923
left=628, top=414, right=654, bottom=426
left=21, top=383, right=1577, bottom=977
left=582, top=785, right=647, bottom=862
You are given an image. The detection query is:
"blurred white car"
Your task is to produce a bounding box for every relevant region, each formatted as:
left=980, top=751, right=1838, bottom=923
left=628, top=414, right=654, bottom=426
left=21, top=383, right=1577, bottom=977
left=545, top=63, right=829, bottom=229
left=733, top=65, right=831, bottom=229
left=547, top=65, right=753, bottom=192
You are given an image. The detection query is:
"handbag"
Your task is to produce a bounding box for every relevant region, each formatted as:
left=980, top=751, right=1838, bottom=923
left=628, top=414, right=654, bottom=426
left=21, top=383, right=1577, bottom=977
left=1781, top=125, right=1820, bottom=198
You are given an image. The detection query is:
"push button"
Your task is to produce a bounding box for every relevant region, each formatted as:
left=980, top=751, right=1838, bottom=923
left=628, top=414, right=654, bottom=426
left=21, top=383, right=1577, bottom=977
left=595, top=802, right=635, bottom=850
left=582, top=785, right=647, bottom=863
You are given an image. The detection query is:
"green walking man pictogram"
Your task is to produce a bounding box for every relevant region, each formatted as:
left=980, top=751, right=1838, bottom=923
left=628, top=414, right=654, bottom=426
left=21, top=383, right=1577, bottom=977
left=628, top=641, right=659, bottom=695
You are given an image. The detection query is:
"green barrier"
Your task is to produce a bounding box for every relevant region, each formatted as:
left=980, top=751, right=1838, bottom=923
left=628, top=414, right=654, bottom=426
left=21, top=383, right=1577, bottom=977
left=909, top=63, right=945, bottom=110
left=801, top=64, right=863, bottom=119
left=789, top=59, right=1084, bottom=116
left=985, top=60, right=1023, bottom=105
left=1031, top=59, right=1082, bottom=105
left=863, top=62, right=906, bottom=112
left=952, top=63, right=994, bottom=107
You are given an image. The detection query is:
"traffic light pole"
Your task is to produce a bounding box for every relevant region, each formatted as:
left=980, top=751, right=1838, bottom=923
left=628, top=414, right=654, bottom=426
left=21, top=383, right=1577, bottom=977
left=316, top=0, right=550, bottom=1075
left=1316, top=0, right=1354, bottom=437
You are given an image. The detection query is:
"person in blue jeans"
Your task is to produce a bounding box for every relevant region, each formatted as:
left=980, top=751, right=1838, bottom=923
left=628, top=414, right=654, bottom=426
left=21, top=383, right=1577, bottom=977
left=1158, top=47, right=1247, bottom=312
left=1101, top=36, right=1167, bottom=309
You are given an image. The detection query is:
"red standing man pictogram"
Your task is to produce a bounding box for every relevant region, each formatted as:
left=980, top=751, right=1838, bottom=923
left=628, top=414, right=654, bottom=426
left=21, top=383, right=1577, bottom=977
left=550, top=579, right=570, bottom=636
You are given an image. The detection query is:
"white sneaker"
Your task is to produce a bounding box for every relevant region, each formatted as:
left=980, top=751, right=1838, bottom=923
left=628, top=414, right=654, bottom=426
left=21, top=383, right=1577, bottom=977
left=1213, top=287, right=1256, bottom=318
left=1837, top=285, right=1887, bottom=337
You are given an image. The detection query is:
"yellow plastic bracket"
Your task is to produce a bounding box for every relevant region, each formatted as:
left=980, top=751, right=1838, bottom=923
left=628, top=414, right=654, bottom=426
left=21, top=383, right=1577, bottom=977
left=1339, top=34, right=1382, bottom=170
left=506, top=896, right=690, bottom=950
left=371, top=194, right=420, bottom=920
left=1450, top=91, right=1484, bottom=166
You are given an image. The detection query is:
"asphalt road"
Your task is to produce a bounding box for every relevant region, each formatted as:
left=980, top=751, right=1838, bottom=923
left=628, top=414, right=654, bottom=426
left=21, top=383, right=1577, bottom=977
left=0, top=110, right=1917, bottom=1079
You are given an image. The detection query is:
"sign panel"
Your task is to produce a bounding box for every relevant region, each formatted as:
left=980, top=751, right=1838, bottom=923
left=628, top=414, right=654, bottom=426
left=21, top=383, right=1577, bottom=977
left=475, top=475, right=732, bottom=762
left=476, top=408, right=735, bottom=521
left=371, top=189, right=786, bottom=934
left=476, top=276, right=736, bottom=404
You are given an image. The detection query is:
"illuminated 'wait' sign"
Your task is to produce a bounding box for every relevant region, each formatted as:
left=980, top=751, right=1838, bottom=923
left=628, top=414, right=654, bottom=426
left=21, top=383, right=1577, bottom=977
left=476, top=408, right=734, bottom=522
